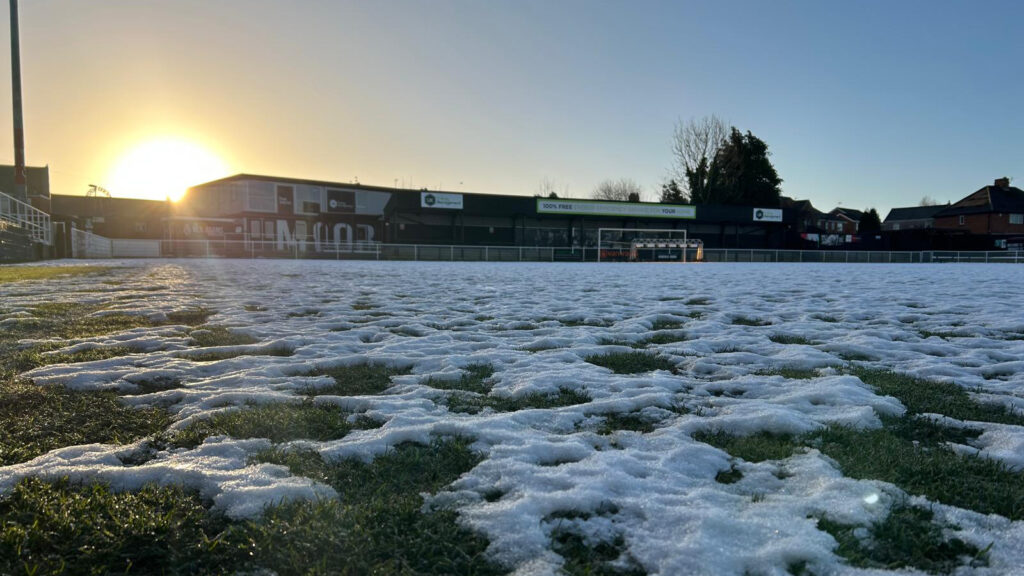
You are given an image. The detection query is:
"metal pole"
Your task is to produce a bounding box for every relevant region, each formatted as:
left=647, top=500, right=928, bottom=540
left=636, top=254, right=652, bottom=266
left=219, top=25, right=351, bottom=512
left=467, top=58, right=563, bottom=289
left=9, top=0, right=27, bottom=203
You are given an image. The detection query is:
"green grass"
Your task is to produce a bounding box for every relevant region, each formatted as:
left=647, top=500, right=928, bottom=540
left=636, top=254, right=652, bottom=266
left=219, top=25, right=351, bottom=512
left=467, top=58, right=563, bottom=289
left=731, top=316, right=771, bottom=327
left=818, top=503, right=987, bottom=573
left=183, top=345, right=294, bottom=362
left=552, top=528, right=645, bottom=576
left=636, top=331, right=690, bottom=347
left=597, top=412, right=657, bottom=435
left=0, top=439, right=504, bottom=575
left=650, top=319, right=684, bottom=331
left=816, top=424, right=1024, bottom=520
left=166, top=307, right=216, bottom=326
left=171, top=401, right=381, bottom=449
left=189, top=326, right=259, bottom=347
left=715, top=466, right=743, bottom=484
left=757, top=367, right=820, bottom=380
left=695, top=430, right=800, bottom=463
left=769, top=334, right=814, bottom=345
left=837, top=352, right=876, bottom=362
left=447, top=387, right=591, bottom=414
left=853, top=368, right=1024, bottom=426
left=0, top=379, right=171, bottom=466
left=585, top=352, right=676, bottom=374
left=306, top=363, right=413, bottom=396
left=242, top=438, right=503, bottom=575
left=700, top=417, right=1024, bottom=521
left=919, top=330, right=961, bottom=340
left=426, top=364, right=494, bottom=394
left=0, top=477, right=230, bottom=575
left=0, top=265, right=113, bottom=284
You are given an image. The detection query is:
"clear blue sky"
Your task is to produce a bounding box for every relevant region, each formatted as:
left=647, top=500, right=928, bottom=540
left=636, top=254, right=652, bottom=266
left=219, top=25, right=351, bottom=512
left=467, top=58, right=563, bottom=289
left=1, top=0, right=1021, bottom=213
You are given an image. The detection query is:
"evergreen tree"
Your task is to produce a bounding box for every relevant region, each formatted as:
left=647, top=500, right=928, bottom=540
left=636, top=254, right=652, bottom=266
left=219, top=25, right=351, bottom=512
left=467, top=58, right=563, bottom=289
left=859, top=208, right=882, bottom=233
left=659, top=179, right=686, bottom=203
left=686, top=157, right=719, bottom=204
left=709, top=128, right=783, bottom=205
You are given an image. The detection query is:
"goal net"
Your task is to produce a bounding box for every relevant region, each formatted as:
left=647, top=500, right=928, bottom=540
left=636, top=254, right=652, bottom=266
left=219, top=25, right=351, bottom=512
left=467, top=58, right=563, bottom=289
left=597, top=228, right=703, bottom=262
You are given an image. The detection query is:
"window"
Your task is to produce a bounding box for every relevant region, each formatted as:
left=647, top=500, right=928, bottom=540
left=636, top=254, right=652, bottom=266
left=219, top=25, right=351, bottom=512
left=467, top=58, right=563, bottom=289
left=892, top=223, right=901, bottom=231
left=1010, top=214, right=1023, bottom=225
left=133, top=222, right=147, bottom=233
left=248, top=188, right=276, bottom=212
left=958, top=215, right=965, bottom=225
left=295, top=187, right=322, bottom=214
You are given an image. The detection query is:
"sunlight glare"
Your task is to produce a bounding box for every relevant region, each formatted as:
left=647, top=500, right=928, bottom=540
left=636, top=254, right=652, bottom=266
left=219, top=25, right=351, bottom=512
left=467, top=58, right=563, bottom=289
left=106, top=139, right=229, bottom=202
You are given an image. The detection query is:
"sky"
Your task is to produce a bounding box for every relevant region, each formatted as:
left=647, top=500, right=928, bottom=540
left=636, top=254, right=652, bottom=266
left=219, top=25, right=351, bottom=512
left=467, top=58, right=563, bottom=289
left=0, top=0, right=1021, bottom=213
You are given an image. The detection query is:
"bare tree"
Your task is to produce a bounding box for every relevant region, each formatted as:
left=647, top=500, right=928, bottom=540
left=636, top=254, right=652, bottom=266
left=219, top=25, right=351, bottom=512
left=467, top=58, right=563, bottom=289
left=536, top=177, right=570, bottom=198
left=592, top=178, right=644, bottom=202
left=671, top=115, right=728, bottom=184
left=918, top=196, right=939, bottom=206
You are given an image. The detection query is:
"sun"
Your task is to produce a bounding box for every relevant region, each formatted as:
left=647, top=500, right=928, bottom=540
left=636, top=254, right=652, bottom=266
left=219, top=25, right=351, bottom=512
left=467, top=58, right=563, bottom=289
left=106, top=139, right=229, bottom=202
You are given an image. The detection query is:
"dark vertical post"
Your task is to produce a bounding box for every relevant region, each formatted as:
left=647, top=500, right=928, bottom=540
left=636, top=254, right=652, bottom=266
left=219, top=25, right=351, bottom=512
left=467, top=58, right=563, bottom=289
left=10, top=0, right=27, bottom=202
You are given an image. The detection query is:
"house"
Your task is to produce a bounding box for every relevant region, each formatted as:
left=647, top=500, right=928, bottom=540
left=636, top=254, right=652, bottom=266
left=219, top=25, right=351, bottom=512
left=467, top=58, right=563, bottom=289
left=882, top=205, right=946, bottom=231
left=933, top=178, right=1024, bottom=243
left=820, top=208, right=862, bottom=235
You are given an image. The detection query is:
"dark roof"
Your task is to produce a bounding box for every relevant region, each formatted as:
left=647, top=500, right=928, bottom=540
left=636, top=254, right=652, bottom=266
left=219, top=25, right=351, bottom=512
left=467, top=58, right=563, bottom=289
left=51, top=194, right=168, bottom=219
left=884, top=205, right=946, bottom=222
left=188, top=173, right=515, bottom=200
left=779, top=196, right=825, bottom=217
left=935, top=185, right=1024, bottom=217
left=833, top=207, right=864, bottom=220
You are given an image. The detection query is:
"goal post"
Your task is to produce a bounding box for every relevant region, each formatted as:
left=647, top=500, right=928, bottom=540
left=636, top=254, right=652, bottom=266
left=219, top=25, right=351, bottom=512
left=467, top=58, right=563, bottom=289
left=597, top=228, right=702, bottom=263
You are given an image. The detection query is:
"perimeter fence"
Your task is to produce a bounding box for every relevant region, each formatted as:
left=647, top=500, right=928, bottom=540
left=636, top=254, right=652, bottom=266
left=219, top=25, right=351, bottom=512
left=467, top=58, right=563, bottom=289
left=61, top=236, right=1024, bottom=264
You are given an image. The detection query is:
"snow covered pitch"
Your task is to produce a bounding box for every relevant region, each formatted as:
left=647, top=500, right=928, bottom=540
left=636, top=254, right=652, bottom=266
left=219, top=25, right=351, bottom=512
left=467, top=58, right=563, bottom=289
left=3, top=260, right=1024, bottom=575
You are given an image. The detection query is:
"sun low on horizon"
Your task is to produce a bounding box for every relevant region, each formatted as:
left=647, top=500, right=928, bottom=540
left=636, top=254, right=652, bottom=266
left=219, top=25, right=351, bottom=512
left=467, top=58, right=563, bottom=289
left=105, top=139, right=231, bottom=202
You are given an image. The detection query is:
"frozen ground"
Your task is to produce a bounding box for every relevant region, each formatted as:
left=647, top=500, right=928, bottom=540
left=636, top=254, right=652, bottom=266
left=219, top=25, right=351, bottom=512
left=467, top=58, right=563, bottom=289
left=3, top=260, right=1024, bottom=575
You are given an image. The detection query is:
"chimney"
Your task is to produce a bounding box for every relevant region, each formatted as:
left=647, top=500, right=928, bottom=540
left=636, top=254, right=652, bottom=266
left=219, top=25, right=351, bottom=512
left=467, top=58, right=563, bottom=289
left=995, top=177, right=1010, bottom=188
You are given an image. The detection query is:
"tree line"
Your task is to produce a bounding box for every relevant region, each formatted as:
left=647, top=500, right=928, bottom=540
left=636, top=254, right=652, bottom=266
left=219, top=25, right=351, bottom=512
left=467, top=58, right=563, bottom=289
left=531, top=114, right=882, bottom=229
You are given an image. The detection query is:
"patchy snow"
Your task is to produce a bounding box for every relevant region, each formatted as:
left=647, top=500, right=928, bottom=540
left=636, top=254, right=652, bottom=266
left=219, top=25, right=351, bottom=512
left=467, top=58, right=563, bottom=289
left=3, top=260, right=1024, bottom=575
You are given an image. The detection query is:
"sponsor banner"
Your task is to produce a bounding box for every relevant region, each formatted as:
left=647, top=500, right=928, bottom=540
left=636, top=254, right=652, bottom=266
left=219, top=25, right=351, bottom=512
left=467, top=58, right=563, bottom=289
left=421, top=192, right=463, bottom=209
left=536, top=199, right=696, bottom=219
left=326, top=189, right=356, bottom=213
left=276, top=186, right=294, bottom=214
left=753, top=208, right=783, bottom=222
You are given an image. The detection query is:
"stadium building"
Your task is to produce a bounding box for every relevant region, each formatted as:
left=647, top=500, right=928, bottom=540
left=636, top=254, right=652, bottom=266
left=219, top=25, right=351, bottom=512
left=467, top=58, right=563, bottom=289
left=167, top=174, right=795, bottom=258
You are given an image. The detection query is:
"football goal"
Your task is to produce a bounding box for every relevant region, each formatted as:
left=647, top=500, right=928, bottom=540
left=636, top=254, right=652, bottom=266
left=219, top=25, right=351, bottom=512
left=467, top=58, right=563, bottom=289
left=597, top=228, right=703, bottom=263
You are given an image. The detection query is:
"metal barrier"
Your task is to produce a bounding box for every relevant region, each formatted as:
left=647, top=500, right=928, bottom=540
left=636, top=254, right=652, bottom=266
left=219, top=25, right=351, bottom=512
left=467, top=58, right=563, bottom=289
left=0, top=190, right=51, bottom=245
left=71, top=227, right=113, bottom=258
left=64, top=237, right=1024, bottom=264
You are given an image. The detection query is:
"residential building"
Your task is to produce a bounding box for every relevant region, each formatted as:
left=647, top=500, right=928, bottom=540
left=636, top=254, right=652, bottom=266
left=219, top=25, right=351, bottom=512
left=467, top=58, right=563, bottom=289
left=933, top=178, right=1024, bottom=243
left=882, top=205, right=946, bottom=231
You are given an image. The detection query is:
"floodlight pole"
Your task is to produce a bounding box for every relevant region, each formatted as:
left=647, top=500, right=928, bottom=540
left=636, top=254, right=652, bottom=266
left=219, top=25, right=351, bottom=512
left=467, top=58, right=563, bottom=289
left=9, top=0, right=27, bottom=202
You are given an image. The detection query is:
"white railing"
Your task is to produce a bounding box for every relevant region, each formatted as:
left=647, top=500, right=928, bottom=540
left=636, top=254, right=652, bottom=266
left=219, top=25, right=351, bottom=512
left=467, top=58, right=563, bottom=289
left=71, top=227, right=113, bottom=258
left=0, top=190, right=51, bottom=245
left=64, top=237, right=1024, bottom=264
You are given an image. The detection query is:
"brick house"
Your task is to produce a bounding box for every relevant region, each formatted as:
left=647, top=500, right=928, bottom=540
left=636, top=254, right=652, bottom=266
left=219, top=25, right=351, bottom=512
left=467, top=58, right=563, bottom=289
left=821, top=208, right=863, bottom=235
left=933, top=178, right=1024, bottom=242
left=882, top=205, right=947, bottom=231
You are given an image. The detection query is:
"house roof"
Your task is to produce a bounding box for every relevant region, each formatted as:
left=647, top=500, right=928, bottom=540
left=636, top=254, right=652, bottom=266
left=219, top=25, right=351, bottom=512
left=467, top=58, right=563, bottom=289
left=779, top=196, right=825, bottom=217
left=883, top=205, right=946, bottom=222
left=935, top=184, right=1024, bottom=217
left=834, top=207, right=864, bottom=220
